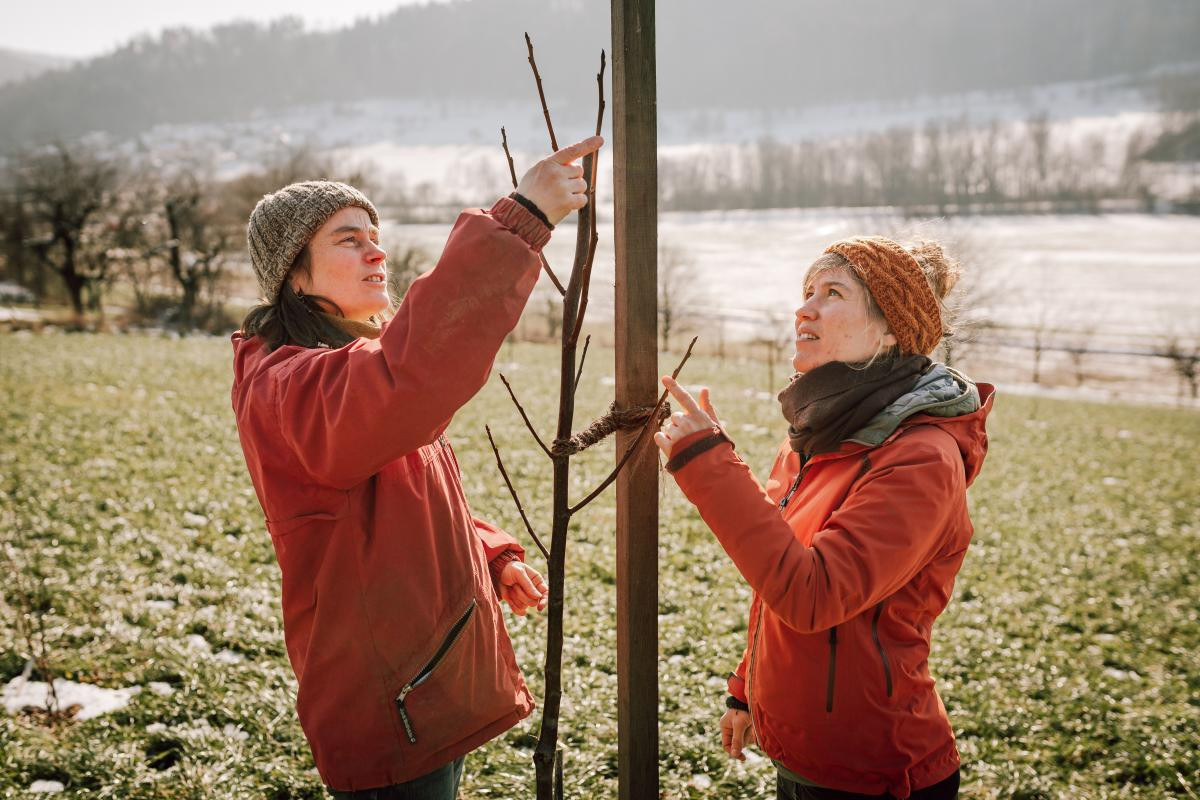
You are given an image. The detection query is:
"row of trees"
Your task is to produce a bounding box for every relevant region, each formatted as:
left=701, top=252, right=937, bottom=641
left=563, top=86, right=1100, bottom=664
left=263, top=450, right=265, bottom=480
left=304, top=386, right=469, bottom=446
left=660, top=112, right=1196, bottom=214
left=0, top=142, right=421, bottom=332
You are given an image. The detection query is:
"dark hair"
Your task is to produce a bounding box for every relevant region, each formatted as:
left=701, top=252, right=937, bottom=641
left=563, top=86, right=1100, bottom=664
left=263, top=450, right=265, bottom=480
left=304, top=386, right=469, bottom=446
left=240, top=247, right=356, bottom=352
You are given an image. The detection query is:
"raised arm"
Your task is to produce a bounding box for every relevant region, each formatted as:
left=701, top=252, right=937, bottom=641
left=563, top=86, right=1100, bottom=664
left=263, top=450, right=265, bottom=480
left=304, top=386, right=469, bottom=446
left=272, top=138, right=603, bottom=488
left=659, top=378, right=965, bottom=633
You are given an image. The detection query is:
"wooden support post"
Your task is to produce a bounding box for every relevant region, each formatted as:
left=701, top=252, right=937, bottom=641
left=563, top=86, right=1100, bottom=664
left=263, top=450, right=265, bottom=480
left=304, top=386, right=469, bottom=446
left=611, top=2, right=659, bottom=799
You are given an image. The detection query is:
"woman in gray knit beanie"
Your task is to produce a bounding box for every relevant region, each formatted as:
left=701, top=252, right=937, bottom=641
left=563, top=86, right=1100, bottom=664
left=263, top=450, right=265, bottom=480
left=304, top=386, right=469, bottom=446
left=241, top=137, right=600, bottom=350
left=231, top=136, right=603, bottom=797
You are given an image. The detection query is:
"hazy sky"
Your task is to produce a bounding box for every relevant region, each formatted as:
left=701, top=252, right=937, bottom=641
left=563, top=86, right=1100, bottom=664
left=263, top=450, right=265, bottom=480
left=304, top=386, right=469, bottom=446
left=3, top=0, right=444, bottom=59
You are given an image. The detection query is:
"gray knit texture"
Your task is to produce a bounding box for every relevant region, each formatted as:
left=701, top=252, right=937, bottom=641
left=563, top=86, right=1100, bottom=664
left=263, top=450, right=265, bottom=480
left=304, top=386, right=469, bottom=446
left=246, top=181, right=380, bottom=300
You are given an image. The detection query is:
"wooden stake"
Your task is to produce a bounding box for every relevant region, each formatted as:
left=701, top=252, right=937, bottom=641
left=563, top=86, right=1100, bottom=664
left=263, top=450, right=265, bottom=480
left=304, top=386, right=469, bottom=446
left=610, top=2, right=659, bottom=799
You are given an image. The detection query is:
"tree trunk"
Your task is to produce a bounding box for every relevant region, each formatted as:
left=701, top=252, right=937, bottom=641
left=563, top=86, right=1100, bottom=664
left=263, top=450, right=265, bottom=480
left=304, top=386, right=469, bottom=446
left=533, top=155, right=593, bottom=800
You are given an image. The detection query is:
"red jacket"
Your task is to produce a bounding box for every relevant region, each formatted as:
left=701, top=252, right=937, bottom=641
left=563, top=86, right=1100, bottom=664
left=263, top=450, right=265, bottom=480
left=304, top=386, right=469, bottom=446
left=672, top=382, right=994, bottom=798
left=230, top=198, right=547, bottom=791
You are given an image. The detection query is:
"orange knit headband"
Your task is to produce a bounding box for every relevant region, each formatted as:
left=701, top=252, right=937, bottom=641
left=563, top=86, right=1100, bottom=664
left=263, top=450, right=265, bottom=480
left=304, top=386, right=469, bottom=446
left=823, top=236, right=943, bottom=356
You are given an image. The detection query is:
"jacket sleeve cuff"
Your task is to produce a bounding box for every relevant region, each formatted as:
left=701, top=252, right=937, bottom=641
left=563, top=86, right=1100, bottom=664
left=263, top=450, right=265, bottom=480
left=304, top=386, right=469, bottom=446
left=488, top=547, right=523, bottom=588
left=665, top=428, right=735, bottom=474
left=727, top=672, right=748, bottom=704
left=488, top=196, right=552, bottom=253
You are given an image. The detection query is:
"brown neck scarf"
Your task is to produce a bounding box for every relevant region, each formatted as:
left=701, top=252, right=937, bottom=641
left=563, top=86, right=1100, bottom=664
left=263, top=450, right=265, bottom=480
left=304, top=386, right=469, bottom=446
left=318, top=312, right=382, bottom=342
left=778, top=355, right=931, bottom=458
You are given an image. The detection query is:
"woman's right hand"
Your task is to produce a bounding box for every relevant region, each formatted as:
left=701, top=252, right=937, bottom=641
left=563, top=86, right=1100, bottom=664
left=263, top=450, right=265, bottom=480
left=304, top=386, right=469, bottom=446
left=515, top=136, right=604, bottom=226
left=720, top=707, right=757, bottom=761
left=654, top=376, right=724, bottom=458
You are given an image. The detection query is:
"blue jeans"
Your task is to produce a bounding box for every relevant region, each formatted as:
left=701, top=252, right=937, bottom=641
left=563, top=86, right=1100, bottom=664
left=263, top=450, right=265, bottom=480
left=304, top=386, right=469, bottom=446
left=327, top=757, right=465, bottom=800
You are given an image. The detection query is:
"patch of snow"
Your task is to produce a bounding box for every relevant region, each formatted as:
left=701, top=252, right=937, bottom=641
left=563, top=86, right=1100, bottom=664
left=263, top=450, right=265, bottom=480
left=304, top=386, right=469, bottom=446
left=689, top=774, right=714, bottom=790
left=0, top=308, right=41, bottom=323
left=181, top=512, right=209, bottom=527
left=741, top=749, right=765, bottom=765
left=185, top=634, right=211, bottom=654
left=214, top=649, right=244, bottom=665
left=145, top=722, right=168, bottom=734
left=176, top=718, right=250, bottom=742
left=2, top=677, right=140, bottom=720
left=145, top=600, right=176, bottom=612
left=148, top=682, right=175, bottom=696
left=29, top=781, right=65, bottom=793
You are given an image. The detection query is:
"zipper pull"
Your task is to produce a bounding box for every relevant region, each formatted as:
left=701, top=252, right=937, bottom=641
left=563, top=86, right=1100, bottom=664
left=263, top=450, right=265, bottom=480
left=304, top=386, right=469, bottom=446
left=779, top=473, right=803, bottom=509
left=395, top=685, right=417, bottom=743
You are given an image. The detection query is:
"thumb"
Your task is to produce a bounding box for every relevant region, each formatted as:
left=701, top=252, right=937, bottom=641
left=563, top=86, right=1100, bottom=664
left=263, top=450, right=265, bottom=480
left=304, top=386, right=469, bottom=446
left=512, top=565, right=540, bottom=598
left=699, top=387, right=721, bottom=426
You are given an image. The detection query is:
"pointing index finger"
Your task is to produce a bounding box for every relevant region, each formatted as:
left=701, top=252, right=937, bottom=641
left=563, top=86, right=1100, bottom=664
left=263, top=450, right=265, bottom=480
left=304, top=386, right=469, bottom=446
left=661, top=375, right=704, bottom=417
left=551, top=135, right=604, bottom=165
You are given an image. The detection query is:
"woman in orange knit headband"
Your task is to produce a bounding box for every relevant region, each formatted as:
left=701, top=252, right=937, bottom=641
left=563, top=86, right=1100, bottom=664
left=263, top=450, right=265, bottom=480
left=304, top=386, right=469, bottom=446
left=656, top=236, right=995, bottom=800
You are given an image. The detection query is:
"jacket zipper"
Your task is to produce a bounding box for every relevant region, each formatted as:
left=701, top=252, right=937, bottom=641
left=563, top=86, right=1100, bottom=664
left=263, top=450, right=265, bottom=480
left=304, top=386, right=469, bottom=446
left=825, top=625, right=838, bottom=712
left=776, top=462, right=841, bottom=714
left=746, top=468, right=808, bottom=732
left=394, top=599, right=476, bottom=744
left=871, top=601, right=893, bottom=698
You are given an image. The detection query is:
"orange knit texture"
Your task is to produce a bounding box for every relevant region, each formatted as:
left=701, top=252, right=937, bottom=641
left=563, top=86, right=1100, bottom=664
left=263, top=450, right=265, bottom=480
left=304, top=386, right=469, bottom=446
left=824, top=236, right=943, bottom=356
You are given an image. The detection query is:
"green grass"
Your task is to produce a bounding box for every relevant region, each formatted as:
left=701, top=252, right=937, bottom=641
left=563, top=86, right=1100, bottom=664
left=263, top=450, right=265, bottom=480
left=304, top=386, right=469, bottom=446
left=0, top=332, right=1197, bottom=800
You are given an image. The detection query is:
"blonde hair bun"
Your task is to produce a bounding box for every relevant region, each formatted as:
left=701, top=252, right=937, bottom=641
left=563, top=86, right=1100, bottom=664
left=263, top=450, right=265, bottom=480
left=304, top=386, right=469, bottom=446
left=907, top=240, right=961, bottom=300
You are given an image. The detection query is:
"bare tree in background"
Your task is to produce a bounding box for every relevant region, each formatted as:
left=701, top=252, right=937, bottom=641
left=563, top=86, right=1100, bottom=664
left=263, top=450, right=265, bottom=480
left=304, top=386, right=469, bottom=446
left=1062, top=312, right=1100, bottom=387
left=14, top=143, right=121, bottom=318
left=753, top=309, right=794, bottom=392
left=1160, top=329, right=1200, bottom=402
left=159, top=171, right=231, bottom=332
left=658, top=242, right=701, bottom=352
left=220, top=142, right=376, bottom=226
left=1028, top=299, right=1052, bottom=385
left=0, top=181, right=36, bottom=296
left=384, top=243, right=432, bottom=306
left=935, top=234, right=1006, bottom=370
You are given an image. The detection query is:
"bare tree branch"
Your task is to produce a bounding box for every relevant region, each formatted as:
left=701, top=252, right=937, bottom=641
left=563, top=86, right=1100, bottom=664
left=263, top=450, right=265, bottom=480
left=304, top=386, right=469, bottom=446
left=569, top=336, right=698, bottom=515
left=569, top=51, right=607, bottom=347
left=594, top=51, right=607, bottom=138
left=485, top=425, right=550, bottom=561
left=573, top=334, right=591, bottom=395
left=501, top=126, right=519, bottom=188
left=525, top=32, right=559, bottom=151
left=501, top=126, right=565, bottom=296
left=500, top=372, right=553, bottom=459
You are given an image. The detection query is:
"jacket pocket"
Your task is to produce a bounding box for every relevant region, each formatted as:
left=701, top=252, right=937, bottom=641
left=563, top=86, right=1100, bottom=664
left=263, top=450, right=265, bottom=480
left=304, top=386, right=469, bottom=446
left=390, top=595, right=525, bottom=756
left=825, top=625, right=837, bottom=713
left=394, top=599, right=476, bottom=744
left=871, top=602, right=894, bottom=698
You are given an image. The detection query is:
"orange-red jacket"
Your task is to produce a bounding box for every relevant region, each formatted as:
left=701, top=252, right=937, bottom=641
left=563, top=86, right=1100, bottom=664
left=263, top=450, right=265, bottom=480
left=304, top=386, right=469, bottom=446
left=230, top=198, right=547, bottom=791
left=672, top=379, right=994, bottom=798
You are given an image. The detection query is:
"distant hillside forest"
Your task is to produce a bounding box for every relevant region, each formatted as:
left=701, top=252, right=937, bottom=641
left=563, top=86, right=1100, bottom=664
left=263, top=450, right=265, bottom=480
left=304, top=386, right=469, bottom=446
left=1, top=0, right=1199, bottom=146
left=0, top=47, right=71, bottom=87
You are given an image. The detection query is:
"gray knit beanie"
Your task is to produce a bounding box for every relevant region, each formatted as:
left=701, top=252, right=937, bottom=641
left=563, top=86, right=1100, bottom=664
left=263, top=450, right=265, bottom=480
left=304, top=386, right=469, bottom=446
left=246, top=181, right=380, bottom=301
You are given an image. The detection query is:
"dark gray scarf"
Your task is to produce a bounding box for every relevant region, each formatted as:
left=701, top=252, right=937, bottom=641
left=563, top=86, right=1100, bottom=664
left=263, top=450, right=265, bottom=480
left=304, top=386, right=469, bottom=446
left=778, top=355, right=931, bottom=457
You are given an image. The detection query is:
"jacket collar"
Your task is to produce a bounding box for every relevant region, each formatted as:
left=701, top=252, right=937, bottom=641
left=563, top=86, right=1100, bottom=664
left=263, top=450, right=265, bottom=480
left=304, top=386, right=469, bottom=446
left=844, top=364, right=980, bottom=448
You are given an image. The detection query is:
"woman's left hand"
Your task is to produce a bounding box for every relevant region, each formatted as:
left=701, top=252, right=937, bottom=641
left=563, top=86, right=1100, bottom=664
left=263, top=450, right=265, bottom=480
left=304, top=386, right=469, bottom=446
left=499, top=561, right=549, bottom=616
left=654, top=375, right=724, bottom=458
